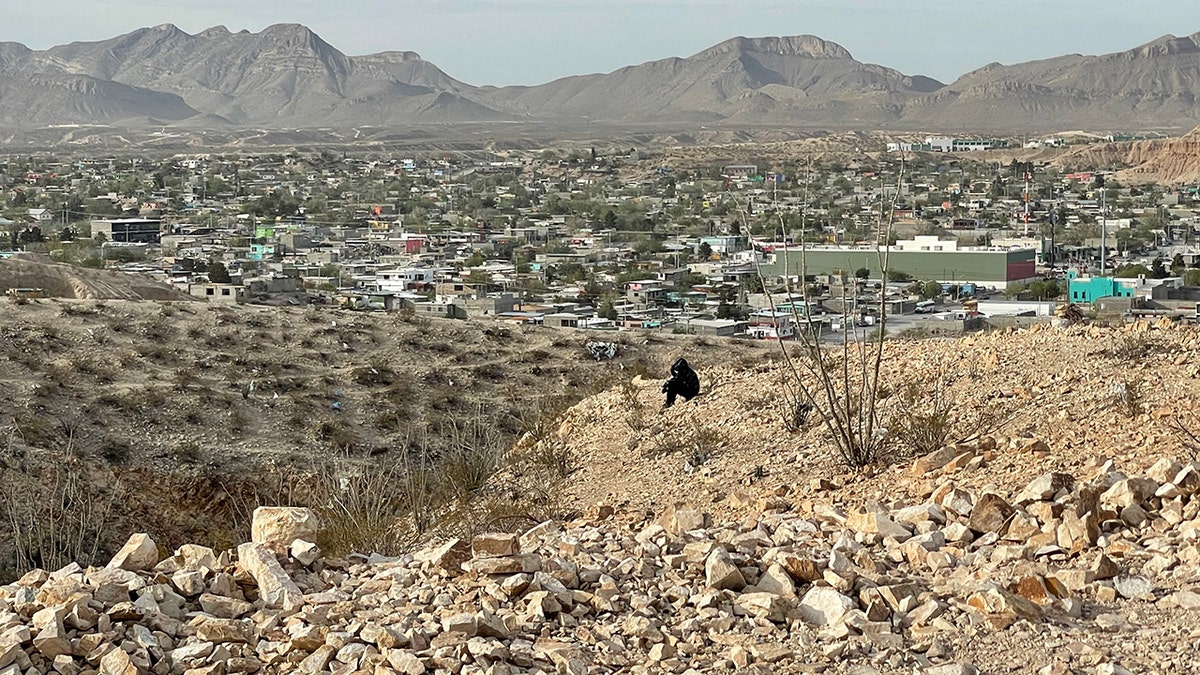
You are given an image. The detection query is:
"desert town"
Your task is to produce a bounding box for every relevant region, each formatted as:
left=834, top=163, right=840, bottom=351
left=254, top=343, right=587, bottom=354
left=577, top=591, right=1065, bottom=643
left=5, top=134, right=1200, bottom=340
left=6, top=13, right=1200, bottom=675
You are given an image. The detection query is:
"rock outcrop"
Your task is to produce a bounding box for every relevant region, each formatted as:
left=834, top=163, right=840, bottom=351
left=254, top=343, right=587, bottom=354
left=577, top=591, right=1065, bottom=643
left=3, top=446, right=1199, bottom=674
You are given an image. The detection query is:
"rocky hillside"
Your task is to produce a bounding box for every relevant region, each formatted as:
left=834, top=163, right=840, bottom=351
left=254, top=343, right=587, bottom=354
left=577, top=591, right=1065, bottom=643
left=1, top=24, right=508, bottom=127
left=482, top=36, right=942, bottom=126
left=2, top=419, right=1198, bottom=674
left=0, top=255, right=192, bottom=301
left=10, top=26, right=1200, bottom=130
left=1049, top=125, right=1200, bottom=185
left=3, top=317, right=1200, bottom=672
left=913, top=32, right=1200, bottom=132
left=0, top=296, right=761, bottom=579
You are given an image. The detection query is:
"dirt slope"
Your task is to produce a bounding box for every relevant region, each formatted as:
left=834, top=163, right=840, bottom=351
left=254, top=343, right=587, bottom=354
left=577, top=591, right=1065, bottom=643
left=548, top=321, right=1200, bottom=519
left=0, top=254, right=192, bottom=300
left=0, top=297, right=754, bottom=569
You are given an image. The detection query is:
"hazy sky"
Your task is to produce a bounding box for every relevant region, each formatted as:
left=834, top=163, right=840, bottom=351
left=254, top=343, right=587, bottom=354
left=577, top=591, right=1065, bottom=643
left=8, top=1, right=1200, bottom=86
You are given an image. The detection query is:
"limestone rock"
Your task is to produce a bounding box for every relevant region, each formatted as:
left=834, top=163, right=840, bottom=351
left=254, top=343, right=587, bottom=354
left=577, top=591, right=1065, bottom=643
left=798, top=586, right=855, bottom=626
left=418, top=538, right=470, bottom=574
left=99, top=646, right=139, bottom=675
left=190, top=615, right=254, bottom=643
left=30, top=607, right=71, bottom=658
left=656, top=504, right=709, bottom=534
left=289, top=539, right=321, bottom=566
left=471, top=533, right=519, bottom=558
left=1113, top=575, right=1153, bottom=600
left=966, top=586, right=1042, bottom=630
left=1099, top=478, right=1158, bottom=510
left=968, top=493, right=1015, bottom=533
left=704, top=548, right=746, bottom=591
left=755, top=563, right=796, bottom=597
left=913, top=447, right=957, bottom=475
left=776, top=552, right=823, bottom=582
left=250, top=507, right=319, bottom=553
left=1013, top=472, right=1074, bottom=504
left=199, top=593, right=253, bottom=619
left=847, top=509, right=912, bottom=540
left=236, top=543, right=305, bottom=614
left=386, top=650, right=426, bottom=675
left=107, top=533, right=159, bottom=572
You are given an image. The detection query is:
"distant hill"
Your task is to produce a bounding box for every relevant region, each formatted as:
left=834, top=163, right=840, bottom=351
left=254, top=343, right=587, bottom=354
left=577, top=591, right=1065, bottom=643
left=5, top=25, right=1200, bottom=131
left=908, top=32, right=1200, bottom=131
left=1, top=24, right=510, bottom=127
left=0, top=254, right=193, bottom=301
left=481, top=36, right=943, bottom=126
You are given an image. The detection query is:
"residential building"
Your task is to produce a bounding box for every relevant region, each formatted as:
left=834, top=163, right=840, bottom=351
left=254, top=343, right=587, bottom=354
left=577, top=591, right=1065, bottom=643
left=189, top=283, right=245, bottom=303
left=763, top=236, right=1039, bottom=289
left=626, top=280, right=668, bottom=307
left=91, top=218, right=162, bottom=244
left=745, top=310, right=795, bottom=340
left=690, top=318, right=746, bottom=337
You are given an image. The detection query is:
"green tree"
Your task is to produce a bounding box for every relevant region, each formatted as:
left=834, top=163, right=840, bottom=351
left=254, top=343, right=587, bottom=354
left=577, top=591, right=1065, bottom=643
left=206, top=261, right=232, bottom=284
left=1027, top=280, right=1062, bottom=299
left=920, top=280, right=942, bottom=299
left=1171, top=252, right=1185, bottom=274
left=581, top=274, right=603, bottom=302
left=464, top=250, right=486, bottom=267
left=854, top=267, right=870, bottom=280
left=887, top=270, right=912, bottom=283
left=1114, top=264, right=1152, bottom=278
left=697, top=241, right=713, bottom=260
left=597, top=291, right=619, bottom=320
left=1151, top=258, right=1169, bottom=279
left=1184, top=269, right=1200, bottom=287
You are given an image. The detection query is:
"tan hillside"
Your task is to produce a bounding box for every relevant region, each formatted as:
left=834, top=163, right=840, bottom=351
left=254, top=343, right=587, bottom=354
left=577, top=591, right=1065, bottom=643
left=4, top=312, right=1200, bottom=673
left=550, top=322, right=1200, bottom=518
left=0, top=254, right=193, bottom=301
left=0, top=297, right=756, bottom=569
left=1053, top=126, right=1200, bottom=185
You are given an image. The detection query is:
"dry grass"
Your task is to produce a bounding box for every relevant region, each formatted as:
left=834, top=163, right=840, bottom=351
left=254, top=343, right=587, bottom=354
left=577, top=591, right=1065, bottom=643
left=304, top=402, right=579, bottom=558
left=887, top=373, right=1011, bottom=461
left=0, top=444, right=122, bottom=581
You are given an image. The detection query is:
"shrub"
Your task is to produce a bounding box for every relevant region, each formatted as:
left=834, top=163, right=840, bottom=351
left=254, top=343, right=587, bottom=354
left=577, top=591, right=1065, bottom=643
left=647, top=419, right=726, bottom=460
left=1110, top=379, right=1141, bottom=419
left=0, top=452, right=122, bottom=581
left=888, top=374, right=1009, bottom=460
left=889, top=378, right=956, bottom=458
left=619, top=378, right=649, bottom=432
left=1110, top=333, right=1160, bottom=361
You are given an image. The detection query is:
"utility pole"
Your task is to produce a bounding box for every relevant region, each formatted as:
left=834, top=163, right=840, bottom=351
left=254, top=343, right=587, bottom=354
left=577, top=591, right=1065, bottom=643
left=1098, top=175, right=1107, bottom=276
left=1023, top=169, right=1031, bottom=237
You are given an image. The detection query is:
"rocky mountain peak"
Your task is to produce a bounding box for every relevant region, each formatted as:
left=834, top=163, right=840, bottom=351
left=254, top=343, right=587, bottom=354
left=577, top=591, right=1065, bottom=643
left=1132, top=33, right=1200, bottom=58
left=197, top=25, right=232, bottom=39
left=696, top=35, right=854, bottom=60
left=362, top=50, right=426, bottom=63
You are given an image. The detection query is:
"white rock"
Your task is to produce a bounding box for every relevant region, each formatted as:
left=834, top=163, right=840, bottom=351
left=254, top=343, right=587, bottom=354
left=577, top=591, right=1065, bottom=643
left=798, top=586, right=856, bottom=626
left=290, top=539, right=321, bottom=566
left=107, top=533, right=159, bottom=572
left=704, top=548, right=746, bottom=591
left=236, top=542, right=305, bottom=614
left=251, top=507, right=320, bottom=553
left=1113, top=575, right=1153, bottom=600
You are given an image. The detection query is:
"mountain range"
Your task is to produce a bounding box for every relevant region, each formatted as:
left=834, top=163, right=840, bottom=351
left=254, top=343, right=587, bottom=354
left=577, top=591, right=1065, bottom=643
left=4, top=24, right=1200, bottom=132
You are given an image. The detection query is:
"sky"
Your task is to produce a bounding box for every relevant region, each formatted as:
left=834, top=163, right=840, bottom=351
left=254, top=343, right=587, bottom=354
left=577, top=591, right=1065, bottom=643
left=8, top=1, right=1200, bottom=86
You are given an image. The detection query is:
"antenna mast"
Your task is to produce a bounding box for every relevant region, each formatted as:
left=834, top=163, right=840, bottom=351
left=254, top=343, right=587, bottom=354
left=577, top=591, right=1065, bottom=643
left=1023, top=169, right=1031, bottom=237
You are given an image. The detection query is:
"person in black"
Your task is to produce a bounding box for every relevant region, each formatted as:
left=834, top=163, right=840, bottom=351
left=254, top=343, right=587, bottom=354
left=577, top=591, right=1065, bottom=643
left=662, top=357, right=700, bottom=408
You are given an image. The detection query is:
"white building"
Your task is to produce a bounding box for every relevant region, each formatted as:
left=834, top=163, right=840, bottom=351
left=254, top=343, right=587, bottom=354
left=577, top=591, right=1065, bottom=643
left=371, top=268, right=435, bottom=293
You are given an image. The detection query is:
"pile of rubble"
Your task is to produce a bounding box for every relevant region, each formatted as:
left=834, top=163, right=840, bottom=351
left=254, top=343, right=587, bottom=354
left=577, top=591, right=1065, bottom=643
left=3, top=448, right=1200, bottom=675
